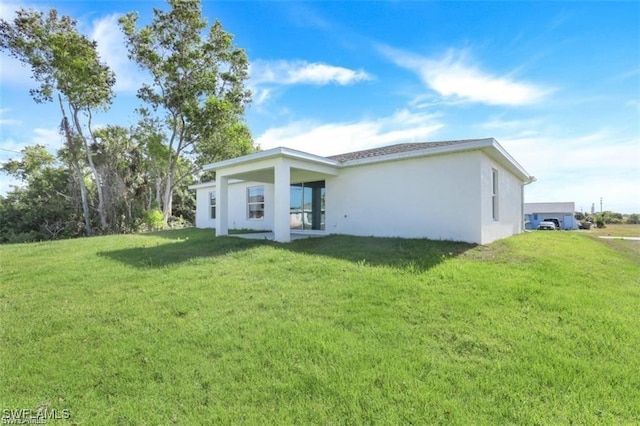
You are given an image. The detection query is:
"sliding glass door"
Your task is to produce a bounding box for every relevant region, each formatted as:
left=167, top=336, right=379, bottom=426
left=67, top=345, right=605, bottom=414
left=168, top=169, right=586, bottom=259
left=290, top=181, right=325, bottom=230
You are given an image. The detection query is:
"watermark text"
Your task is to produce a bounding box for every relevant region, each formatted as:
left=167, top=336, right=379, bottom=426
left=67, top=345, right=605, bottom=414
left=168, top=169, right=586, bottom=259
left=2, top=409, right=71, bottom=424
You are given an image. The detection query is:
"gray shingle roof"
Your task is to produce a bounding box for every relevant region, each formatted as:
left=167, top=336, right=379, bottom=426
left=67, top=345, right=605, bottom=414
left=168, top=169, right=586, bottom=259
left=327, top=139, right=490, bottom=162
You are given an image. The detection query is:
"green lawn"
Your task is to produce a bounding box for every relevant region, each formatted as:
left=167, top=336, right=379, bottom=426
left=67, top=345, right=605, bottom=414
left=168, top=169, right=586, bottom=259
left=586, top=223, right=640, bottom=237
left=1, top=229, right=639, bottom=424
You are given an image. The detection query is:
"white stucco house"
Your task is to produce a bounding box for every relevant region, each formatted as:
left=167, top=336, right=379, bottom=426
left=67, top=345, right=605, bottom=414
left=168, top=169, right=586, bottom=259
left=189, top=138, right=535, bottom=245
left=524, top=202, right=578, bottom=230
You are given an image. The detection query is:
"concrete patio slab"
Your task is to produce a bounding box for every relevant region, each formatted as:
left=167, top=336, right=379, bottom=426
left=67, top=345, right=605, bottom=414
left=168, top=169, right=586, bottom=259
left=228, top=232, right=327, bottom=241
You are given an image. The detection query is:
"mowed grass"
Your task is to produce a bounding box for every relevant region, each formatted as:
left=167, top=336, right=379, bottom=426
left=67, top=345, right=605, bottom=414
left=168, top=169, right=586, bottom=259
left=586, top=223, right=640, bottom=237
left=1, top=229, right=639, bottom=424
left=581, top=223, right=640, bottom=260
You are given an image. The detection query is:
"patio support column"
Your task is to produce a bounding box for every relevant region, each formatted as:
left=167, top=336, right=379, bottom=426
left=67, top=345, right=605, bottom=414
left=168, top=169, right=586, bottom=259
left=273, top=160, right=290, bottom=243
left=216, top=175, right=229, bottom=237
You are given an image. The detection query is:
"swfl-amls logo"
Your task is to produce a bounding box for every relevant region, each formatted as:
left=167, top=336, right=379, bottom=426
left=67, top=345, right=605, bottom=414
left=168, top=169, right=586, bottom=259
left=2, top=408, right=71, bottom=424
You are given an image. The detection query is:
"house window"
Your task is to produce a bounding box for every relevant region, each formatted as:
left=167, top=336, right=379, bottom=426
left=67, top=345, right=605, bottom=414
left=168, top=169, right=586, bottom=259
left=492, top=168, right=499, bottom=221
left=247, top=186, right=264, bottom=220
left=209, top=191, right=216, bottom=220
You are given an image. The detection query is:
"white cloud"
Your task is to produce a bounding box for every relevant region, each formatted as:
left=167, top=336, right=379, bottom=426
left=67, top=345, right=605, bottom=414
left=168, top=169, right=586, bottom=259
left=253, top=88, right=272, bottom=105
left=255, top=109, right=443, bottom=156
left=475, top=116, right=640, bottom=213
left=500, top=131, right=640, bottom=214
left=0, top=0, right=22, bottom=20
left=0, top=127, right=63, bottom=154
left=90, top=13, right=145, bottom=93
left=380, top=46, right=550, bottom=106
left=626, top=99, right=639, bottom=109
left=0, top=108, right=21, bottom=126
left=0, top=1, right=37, bottom=88
left=481, top=118, right=541, bottom=131
left=0, top=8, right=144, bottom=94
left=251, top=60, right=372, bottom=87
left=0, top=61, right=32, bottom=95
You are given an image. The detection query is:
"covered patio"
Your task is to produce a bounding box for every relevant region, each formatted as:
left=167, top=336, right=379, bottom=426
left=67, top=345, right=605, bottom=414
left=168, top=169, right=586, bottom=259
left=204, top=148, right=339, bottom=243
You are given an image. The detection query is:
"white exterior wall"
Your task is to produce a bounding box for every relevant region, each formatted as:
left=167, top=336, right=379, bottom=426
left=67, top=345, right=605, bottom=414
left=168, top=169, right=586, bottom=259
left=193, top=148, right=527, bottom=244
left=479, top=153, right=524, bottom=244
left=325, top=151, right=483, bottom=243
left=194, top=185, right=216, bottom=228
left=193, top=181, right=274, bottom=231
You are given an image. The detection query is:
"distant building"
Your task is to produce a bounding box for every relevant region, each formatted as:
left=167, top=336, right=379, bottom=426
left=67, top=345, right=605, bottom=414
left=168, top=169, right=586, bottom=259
left=524, top=202, right=577, bottom=230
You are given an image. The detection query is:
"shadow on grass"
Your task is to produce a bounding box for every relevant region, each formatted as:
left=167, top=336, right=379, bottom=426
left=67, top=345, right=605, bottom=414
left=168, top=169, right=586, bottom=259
left=98, top=228, right=475, bottom=273
left=97, top=228, right=266, bottom=268
left=284, top=234, right=475, bottom=272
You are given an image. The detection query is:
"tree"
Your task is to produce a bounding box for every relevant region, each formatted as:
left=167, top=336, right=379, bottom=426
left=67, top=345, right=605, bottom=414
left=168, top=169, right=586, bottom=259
left=120, top=0, right=254, bottom=226
left=0, top=145, right=83, bottom=242
left=627, top=213, right=640, bottom=224
left=0, top=8, right=116, bottom=235
left=1, top=145, right=55, bottom=180
left=92, top=125, right=148, bottom=232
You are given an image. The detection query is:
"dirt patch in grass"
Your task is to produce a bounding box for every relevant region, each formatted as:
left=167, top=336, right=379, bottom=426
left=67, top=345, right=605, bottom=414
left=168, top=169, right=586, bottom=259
left=459, top=238, right=531, bottom=265
left=591, top=237, right=640, bottom=262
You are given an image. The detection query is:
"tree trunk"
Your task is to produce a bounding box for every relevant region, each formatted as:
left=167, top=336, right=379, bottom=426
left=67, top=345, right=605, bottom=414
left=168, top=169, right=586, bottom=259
left=155, top=166, right=162, bottom=210
left=73, top=108, right=108, bottom=232
left=162, top=172, right=173, bottom=227
left=58, top=95, right=92, bottom=236
left=74, top=162, right=93, bottom=236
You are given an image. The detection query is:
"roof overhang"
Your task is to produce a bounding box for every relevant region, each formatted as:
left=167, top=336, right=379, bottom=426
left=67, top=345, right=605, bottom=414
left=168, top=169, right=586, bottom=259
left=479, top=139, right=534, bottom=183
left=338, top=138, right=534, bottom=183
left=203, top=147, right=339, bottom=172
left=198, top=138, right=534, bottom=185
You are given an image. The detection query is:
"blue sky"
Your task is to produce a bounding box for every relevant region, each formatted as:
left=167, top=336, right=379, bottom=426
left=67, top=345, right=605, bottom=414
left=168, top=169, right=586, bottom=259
left=1, top=1, right=639, bottom=213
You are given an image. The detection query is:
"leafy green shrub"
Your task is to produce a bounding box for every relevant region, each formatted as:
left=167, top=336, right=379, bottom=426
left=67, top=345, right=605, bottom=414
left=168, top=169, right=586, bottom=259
left=168, top=215, right=191, bottom=229
left=626, top=213, right=640, bottom=224
left=2, top=230, right=40, bottom=244
left=144, top=209, right=164, bottom=231
left=596, top=215, right=606, bottom=228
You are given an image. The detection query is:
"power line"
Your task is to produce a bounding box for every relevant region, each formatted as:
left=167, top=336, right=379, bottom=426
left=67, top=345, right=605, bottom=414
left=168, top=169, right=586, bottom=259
left=0, top=147, right=22, bottom=154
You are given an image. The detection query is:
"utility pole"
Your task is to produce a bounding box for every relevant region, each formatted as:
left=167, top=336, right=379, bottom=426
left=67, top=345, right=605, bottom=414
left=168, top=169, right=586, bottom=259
left=600, top=197, right=603, bottom=213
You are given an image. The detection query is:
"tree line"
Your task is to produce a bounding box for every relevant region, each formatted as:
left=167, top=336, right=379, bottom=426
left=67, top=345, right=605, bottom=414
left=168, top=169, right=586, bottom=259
left=0, top=0, right=254, bottom=243
left=575, top=211, right=640, bottom=227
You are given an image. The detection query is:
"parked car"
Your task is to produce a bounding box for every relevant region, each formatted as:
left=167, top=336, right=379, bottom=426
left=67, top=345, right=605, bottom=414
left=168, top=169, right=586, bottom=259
left=537, top=221, right=557, bottom=230
left=543, top=218, right=561, bottom=230
left=579, top=221, right=592, bottom=230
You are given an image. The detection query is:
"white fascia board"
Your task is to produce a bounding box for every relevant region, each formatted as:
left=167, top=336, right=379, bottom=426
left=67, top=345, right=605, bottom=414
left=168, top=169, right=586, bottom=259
left=188, top=181, right=216, bottom=190
left=187, top=178, right=245, bottom=190
left=202, top=147, right=339, bottom=172
left=485, top=139, right=533, bottom=183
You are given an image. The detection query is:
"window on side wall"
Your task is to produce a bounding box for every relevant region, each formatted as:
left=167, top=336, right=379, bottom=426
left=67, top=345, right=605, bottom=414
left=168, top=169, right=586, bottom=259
left=209, top=191, right=216, bottom=220
left=247, top=186, right=264, bottom=220
left=492, top=168, right=499, bottom=221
